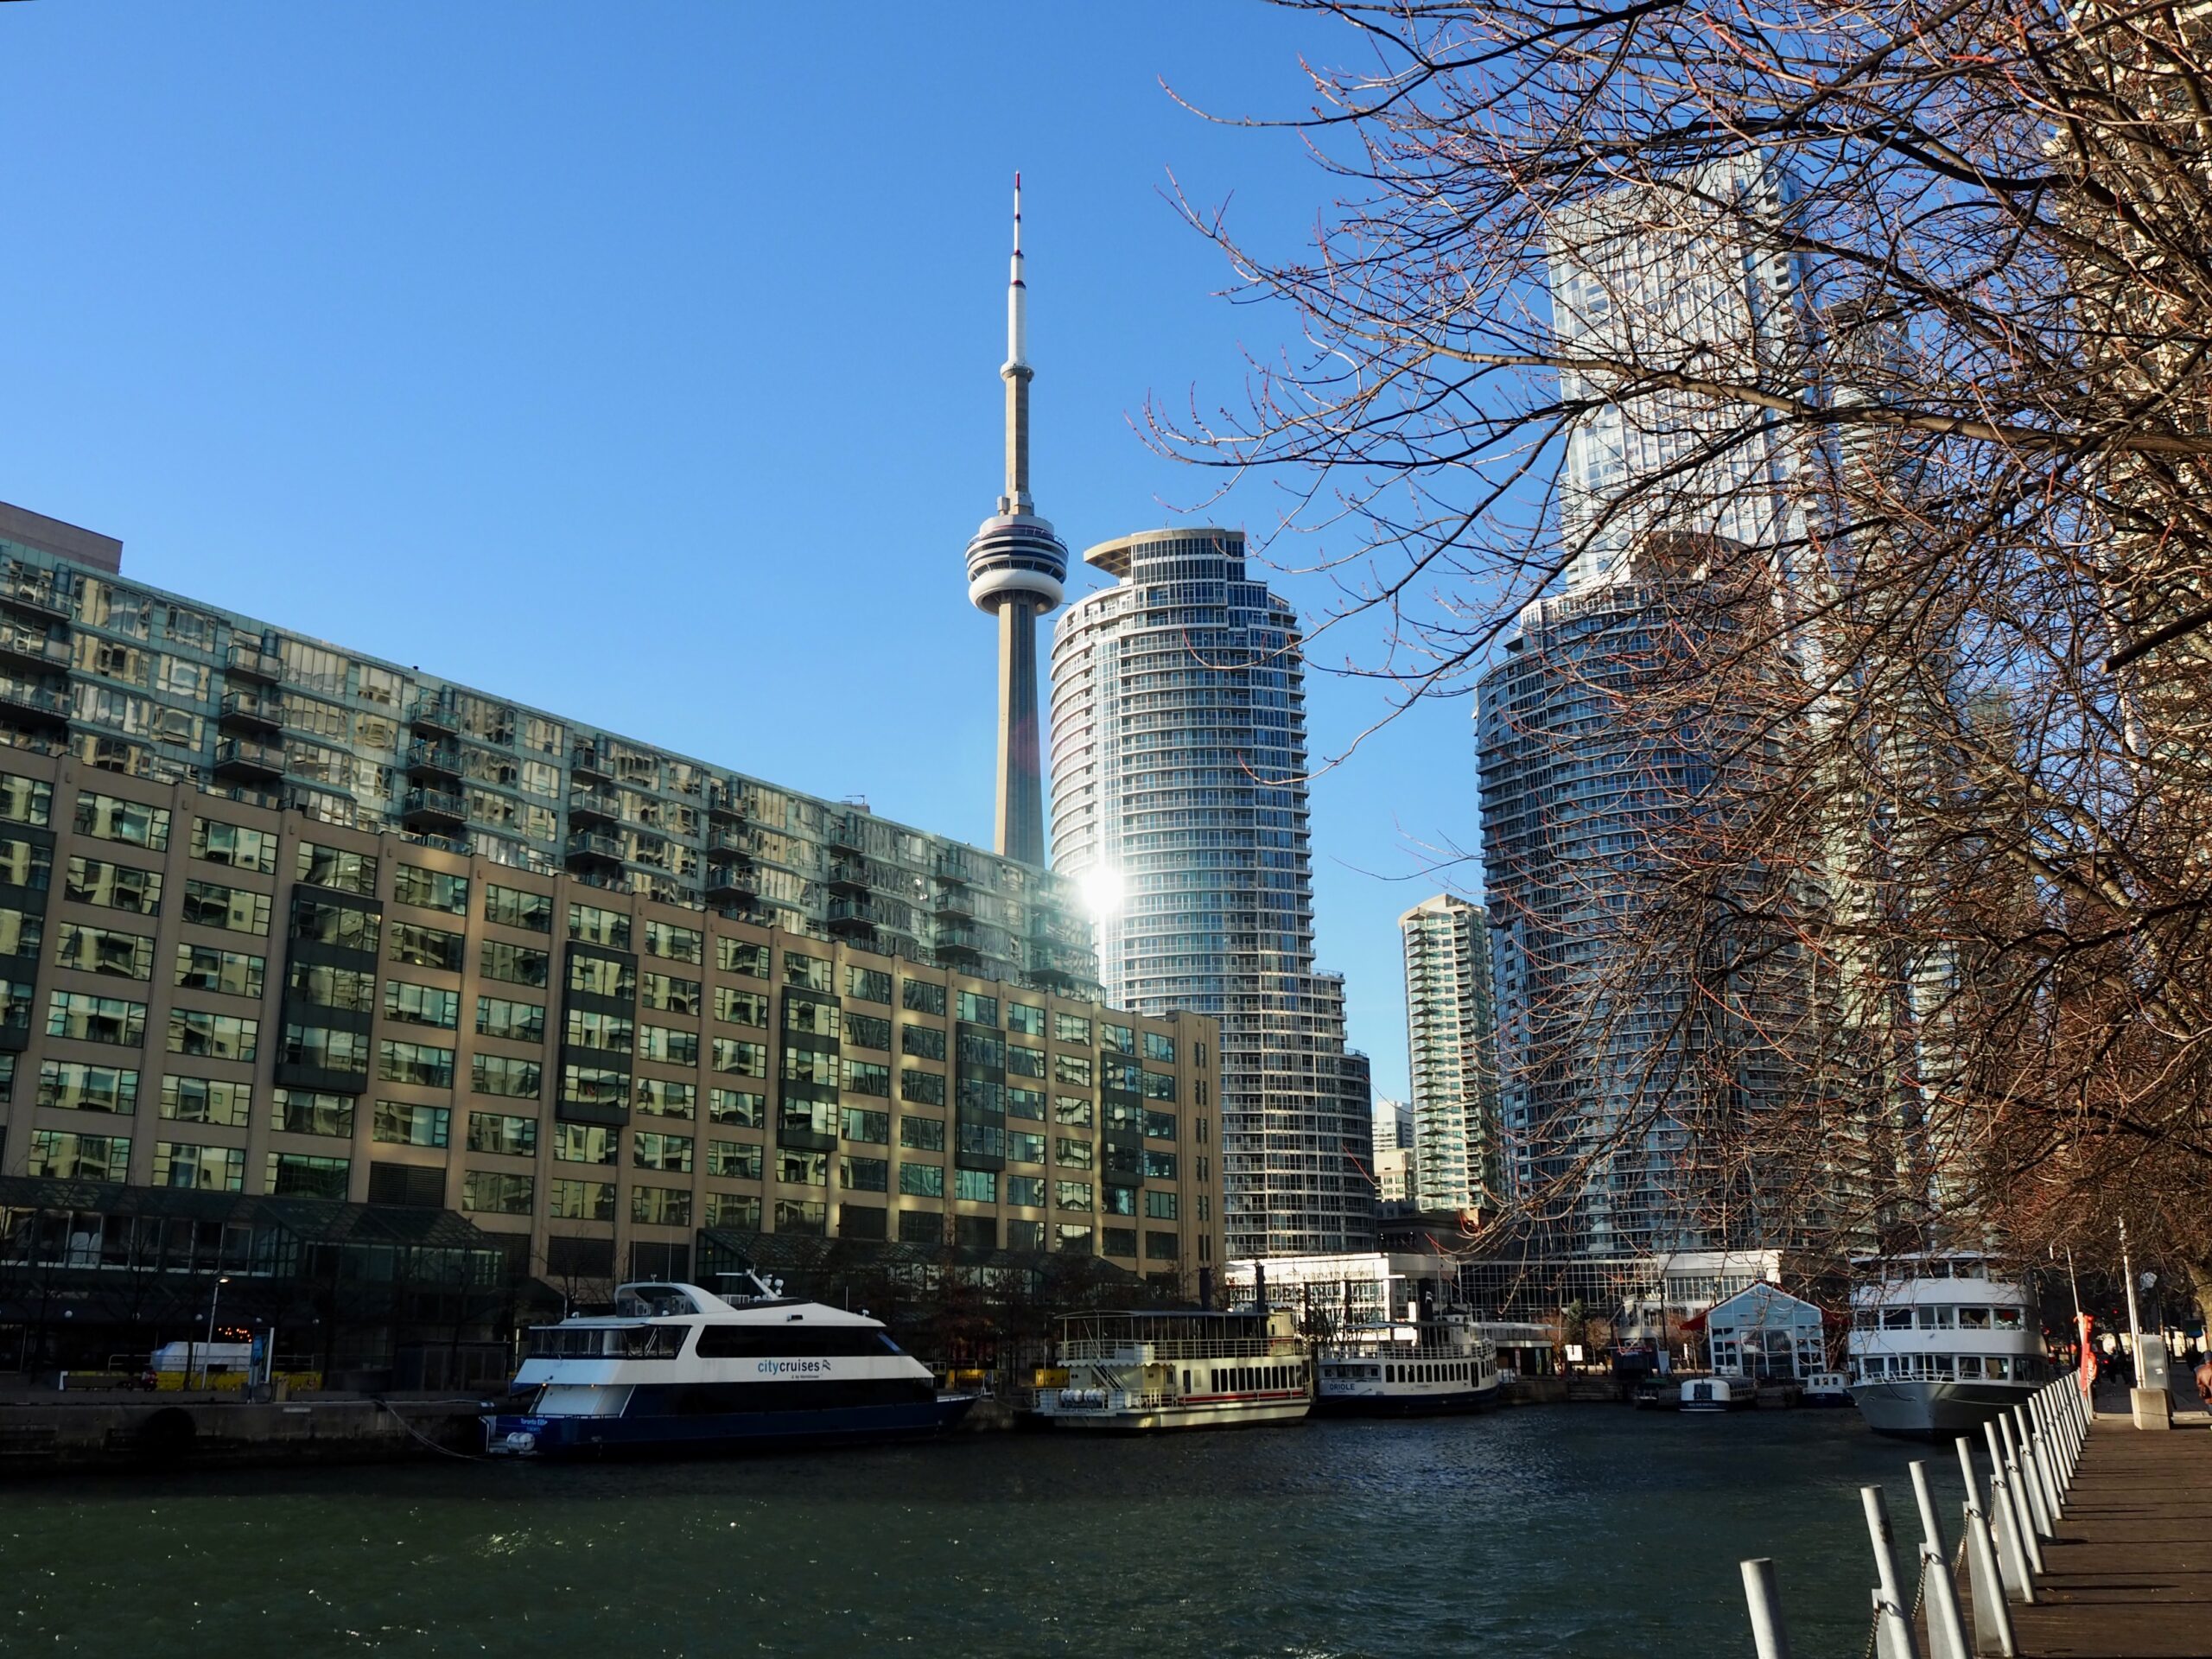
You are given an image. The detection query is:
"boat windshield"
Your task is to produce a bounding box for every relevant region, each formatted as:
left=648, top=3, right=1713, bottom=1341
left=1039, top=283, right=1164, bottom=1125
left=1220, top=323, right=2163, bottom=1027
left=527, top=1324, right=687, bottom=1360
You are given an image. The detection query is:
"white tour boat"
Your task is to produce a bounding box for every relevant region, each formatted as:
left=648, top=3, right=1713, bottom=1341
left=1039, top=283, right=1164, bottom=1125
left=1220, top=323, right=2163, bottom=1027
left=1680, top=1373, right=1753, bottom=1411
left=1033, top=1307, right=1312, bottom=1431
left=486, top=1278, right=973, bottom=1457
left=1314, top=1313, right=1503, bottom=1416
left=1847, top=1251, right=2048, bottom=1440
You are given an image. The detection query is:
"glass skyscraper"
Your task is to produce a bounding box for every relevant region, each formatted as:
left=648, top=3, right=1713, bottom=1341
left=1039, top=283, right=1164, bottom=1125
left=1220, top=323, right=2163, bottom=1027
left=1049, top=525, right=1374, bottom=1259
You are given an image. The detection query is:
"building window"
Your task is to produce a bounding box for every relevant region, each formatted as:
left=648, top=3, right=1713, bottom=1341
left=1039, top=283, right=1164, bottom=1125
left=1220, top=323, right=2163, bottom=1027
left=1007, top=1131, right=1046, bottom=1165
left=841, top=1107, right=889, bottom=1145
left=462, top=1171, right=535, bottom=1216
left=643, top=920, right=702, bottom=963
left=632, top=1077, right=695, bottom=1119
left=378, top=1039, right=455, bottom=1090
left=394, top=863, right=469, bottom=915
left=783, top=951, right=832, bottom=993
left=475, top=995, right=544, bottom=1044
left=1055, top=1223, right=1093, bottom=1255
left=469, top=1053, right=542, bottom=1100
left=1054, top=1180, right=1094, bottom=1212
left=1006, top=1044, right=1046, bottom=1079
left=842, top=1059, right=890, bottom=1097
left=897, top=1209, right=943, bottom=1246
left=267, top=1151, right=349, bottom=1199
left=1007, top=1088, right=1045, bottom=1122
left=47, top=989, right=147, bottom=1047
left=73, top=791, right=170, bottom=851
left=1008, top=1218, right=1046, bottom=1251
left=955, top=1167, right=997, bottom=1204
left=1007, top=1002, right=1044, bottom=1036
left=0, top=772, right=53, bottom=827
left=549, top=1178, right=616, bottom=1221
left=175, top=943, right=265, bottom=999
left=561, top=1065, right=627, bottom=1111
left=1053, top=1096, right=1093, bottom=1128
left=296, top=843, right=377, bottom=895
left=956, top=991, right=998, bottom=1027
left=709, top=1089, right=764, bottom=1127
left=565, top=1008, right=633, bottom=1052
left=718, top=938, right=768, bottom=978
left=388, top=921, right=464, bottom=972
left=714, top=986, right=767, bottom=1027
left=191, top=818, right=276, bottom=874
left=65, top=856, right=160, bottom=916
left=1143, top=1032, right=1176, bottom=1064
left=632, top=1130, right=694, bottom=1173
left=1145, top=1189, right=1179, bottom=1221
left=900, top=977, right=945, bottom=1016
left=155, top=1142, right=244, bottom=1192
left=292, top=897, right=378, bottom=954
left=480, top=940, right=550, bottom=988
left=167, top=1007, right=258, bottom=1062
left=709, top=1141, right=764, bottom=1180
left=385, top=980, right=460, bottom=1029
left=899, top=1162, right=944, bottom=1198
left=162, top=1076, right=251, bottom=1128
left=1054, top=1053, right=1093, bottom=1087
left=1054, top=1137, right=1094, bottom=1170
left=37, top=1059, right=138, bottom=1114
left=900, top=1024, right=945, bottom=1061
left=899, top=1114, right=944, bottom=1152
left=1053, top=1012, right=1091, bottom=1045
left=779, top=1149, right=830, bottom=1186
left=568, top=904, right=631, bottom=950
left=271, top=1089, right=354, bottom=1137
left=54, top=922, right=155, bottom=981
left=1143, top=1109, right=1177, bottom=1141
left=844, top=965, right=892, bottom=1004
left=842, top=1011, right=891, bottom=1051
left=1007, top=1173, right=1046, bottom=1207
left=1101, top=1024, right=1134, bottom=1055
left=708, top=1192, right=763, bottom=1229
left=366, top=1099, right=448, bottom=1148
left=467, top=1111, right=538, bottom=1156
left=483, top=882, right=553, bottom=932
left=28, top=1129, right=130, bottom=1182
left=567, top=955, right=634, bottom=1000
left=640, top=972, right=702, bottom=1017
left=840, top=1154, right=888, bottom=1192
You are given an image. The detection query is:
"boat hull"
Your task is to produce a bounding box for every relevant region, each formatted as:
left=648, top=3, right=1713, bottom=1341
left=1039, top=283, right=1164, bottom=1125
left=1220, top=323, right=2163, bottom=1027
left=486, top=1392, right=975, bottom=1458
left=1035, top=1398, right=1311, bottom=1432
left=1853, top=1379, right=2034, bottom=1440
left=1312, top=1384, right=1502, bottom=1418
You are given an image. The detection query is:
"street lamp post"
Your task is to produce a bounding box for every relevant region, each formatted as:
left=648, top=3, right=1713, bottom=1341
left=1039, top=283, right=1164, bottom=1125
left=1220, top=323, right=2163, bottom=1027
left=199, top=1274, right=231, bottom=1391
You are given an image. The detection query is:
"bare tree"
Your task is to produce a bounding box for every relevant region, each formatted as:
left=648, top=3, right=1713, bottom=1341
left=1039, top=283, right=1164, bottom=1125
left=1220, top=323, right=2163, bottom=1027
left=1154, top=0, right=2212, bottom=1298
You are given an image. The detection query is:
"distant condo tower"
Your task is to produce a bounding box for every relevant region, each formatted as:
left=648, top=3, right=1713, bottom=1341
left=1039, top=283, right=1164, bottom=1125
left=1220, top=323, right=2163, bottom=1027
left=965, top=174, right=1069, bottom=868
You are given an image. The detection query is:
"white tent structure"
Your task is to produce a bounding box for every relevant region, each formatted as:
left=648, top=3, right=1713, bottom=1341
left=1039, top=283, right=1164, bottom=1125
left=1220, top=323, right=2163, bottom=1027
left=1703, top=1283, right=1829, bottom=1380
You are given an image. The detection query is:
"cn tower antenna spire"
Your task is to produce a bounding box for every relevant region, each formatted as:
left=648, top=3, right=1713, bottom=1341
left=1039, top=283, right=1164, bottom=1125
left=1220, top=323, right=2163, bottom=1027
left=964, top=171, right=1069, bottom=868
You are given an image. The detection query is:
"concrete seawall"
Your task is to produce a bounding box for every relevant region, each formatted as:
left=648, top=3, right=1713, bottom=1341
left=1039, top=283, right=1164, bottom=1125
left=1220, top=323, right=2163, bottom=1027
left=0, top=1395, right=486, bottom=1475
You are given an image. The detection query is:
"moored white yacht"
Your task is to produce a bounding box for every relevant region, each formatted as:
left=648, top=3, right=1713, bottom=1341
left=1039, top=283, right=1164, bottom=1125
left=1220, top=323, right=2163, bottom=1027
left=1847, top=1251, right=2048, bottom=1440
left=486, top=1278, right=973, bottom=1457
left=1313, top=1313, right=1502, bottom=1415
left=1033, top=1307, right=1312, bottom=1431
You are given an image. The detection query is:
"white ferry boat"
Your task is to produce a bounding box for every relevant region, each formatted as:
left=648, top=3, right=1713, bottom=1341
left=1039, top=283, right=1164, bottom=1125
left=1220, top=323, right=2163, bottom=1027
left=1680, top=1373, right=1752, bottom=1411
left=1847, top=1251, right=2048, bottom=1440
left=486, top=1279, right=973, bottom=1457
left=1313, top=1313, right=1502, bottom=1415
left=1032, top=1308, right=1312, bottom=1431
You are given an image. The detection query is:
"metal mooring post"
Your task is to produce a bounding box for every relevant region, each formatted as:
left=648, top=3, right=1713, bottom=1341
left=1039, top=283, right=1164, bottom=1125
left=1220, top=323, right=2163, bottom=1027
left=1911, top=1459, right=1972, bottom=1659
left=1740, top=1557, right=1793, bottom=1659
left=1983, top=1418, right=2037, bottom=1598
left=1862, top=1484, right=1923, bottom=1659
left=1954, top=1434, right=2018, bottom=1656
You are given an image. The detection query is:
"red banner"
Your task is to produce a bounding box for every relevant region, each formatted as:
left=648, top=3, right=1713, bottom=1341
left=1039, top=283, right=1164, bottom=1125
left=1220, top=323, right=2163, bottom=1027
left=2076, top=1311, right=2097, bottom=1396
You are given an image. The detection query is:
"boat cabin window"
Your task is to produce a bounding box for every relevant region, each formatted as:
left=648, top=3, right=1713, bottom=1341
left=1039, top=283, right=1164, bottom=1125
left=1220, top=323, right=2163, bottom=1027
left=528, top=1324, right=686, bottom=1360
left=1916, top=1306, right=1953, bottom=1330
left=615, top=1284, right=706, bottom=1319
left=1881, top=1308, right=1913, bottom=1330
left=1992, top=1307, right=2023, bottom=1331
left=1957, top=1306, right=1992, bottom=1330
left=1986, top=1356, right=2011, bottom=1380
left=693, top=1325, right=899, bottom=1359
left=1956, top=1356, right=1983, bottom=1379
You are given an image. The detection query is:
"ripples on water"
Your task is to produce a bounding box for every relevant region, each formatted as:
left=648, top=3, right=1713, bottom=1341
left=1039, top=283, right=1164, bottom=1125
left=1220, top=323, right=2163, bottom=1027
left=2, top=1407, right=1962, bottom=1657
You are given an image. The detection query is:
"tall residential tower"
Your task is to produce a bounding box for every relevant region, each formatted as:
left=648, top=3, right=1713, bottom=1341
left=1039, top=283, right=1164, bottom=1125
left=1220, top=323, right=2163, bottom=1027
left=1051, top=525, right=1374, bottom=1258
left=1399, top=893, right=1499, bottom=1214
left=964, top=175, right=1068, bottom=868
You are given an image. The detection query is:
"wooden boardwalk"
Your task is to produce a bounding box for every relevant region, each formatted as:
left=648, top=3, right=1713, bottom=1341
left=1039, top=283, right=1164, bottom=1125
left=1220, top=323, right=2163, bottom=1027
left=2010, top=1414, right=2212, bottom=1658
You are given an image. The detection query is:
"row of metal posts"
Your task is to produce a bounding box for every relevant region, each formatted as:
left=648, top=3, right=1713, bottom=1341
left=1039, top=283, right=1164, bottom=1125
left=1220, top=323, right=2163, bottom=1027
left=1740, top=1374, right=2089, bottom=1658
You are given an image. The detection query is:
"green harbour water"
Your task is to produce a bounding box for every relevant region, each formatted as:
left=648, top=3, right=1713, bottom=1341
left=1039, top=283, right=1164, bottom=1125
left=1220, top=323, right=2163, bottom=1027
left=4, top=1407, right=1964, bottom=1657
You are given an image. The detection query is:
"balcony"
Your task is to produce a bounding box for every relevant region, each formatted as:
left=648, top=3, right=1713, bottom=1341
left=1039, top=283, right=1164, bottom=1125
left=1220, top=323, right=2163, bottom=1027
left=407, top=691, right=459, bottom=735
left=568, top=786, right=620, bottom=826
left=400, top=785, right=467, bottom=830
left=934, top=922, right=984, bottom=962
left=405, top=738, right=463, bottom=780
left=706, top=823, right=754, bottom=856
left=212, top=736, right=284, bottom=781
left=931, top=882, right=976, bottom=922
left=705, top=860, right=758, bottom=901
left=225, top=642, right=283, bottom=683
left=0, top=628, right=68, bottom=672
left=932, top=849, right=976, bottom=886
left=826, top=895, right=876, bottom=939
left=827, top=814, right=865, bottom=859
left=826, top=858, right=868, bottom=894
left=218, top=688, right=283, bottom=734
left=0, top=569, right=72, bottom=622
left=566, top=830, right=626, bottom=867
left=0, top=682, right=69, bottom=729
left=570, top=744, right=613, bottom=785
left=707, top=783, right=745, bottom=822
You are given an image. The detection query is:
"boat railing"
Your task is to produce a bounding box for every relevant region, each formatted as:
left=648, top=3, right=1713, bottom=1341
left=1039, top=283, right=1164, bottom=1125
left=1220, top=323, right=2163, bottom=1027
left=1038, top=1386, right=1173, bottom=1414
left=1059, top=1336, right=1287, bottom=1363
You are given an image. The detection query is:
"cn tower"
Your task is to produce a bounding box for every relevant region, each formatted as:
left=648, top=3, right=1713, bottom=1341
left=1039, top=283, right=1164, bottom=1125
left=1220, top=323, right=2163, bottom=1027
left=964, top=174, right=1068, bottom=868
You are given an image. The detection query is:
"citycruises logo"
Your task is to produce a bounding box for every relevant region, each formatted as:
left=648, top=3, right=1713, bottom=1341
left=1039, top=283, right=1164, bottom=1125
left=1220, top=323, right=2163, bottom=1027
left=756, top=1358, right=830, bottom=1376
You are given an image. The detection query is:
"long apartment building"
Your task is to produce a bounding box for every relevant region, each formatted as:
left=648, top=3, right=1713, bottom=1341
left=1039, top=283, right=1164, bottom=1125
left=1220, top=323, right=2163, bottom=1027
left=0, top=507, right=1223, bottom=1288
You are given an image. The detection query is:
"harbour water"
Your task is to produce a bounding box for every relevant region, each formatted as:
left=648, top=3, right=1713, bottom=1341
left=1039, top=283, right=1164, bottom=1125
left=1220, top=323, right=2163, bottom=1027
left=5, top=1407, right=1958, bottom=1657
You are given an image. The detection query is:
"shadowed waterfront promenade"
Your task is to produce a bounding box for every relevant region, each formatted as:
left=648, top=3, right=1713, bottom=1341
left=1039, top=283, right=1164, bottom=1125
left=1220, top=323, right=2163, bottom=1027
left=2012, top=1413, right=2212, bottom=1658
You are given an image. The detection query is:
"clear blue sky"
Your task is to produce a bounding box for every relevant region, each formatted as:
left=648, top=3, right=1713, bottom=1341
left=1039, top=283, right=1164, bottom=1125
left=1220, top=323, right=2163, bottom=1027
left=1, top=1, right=1484, bottom=1098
